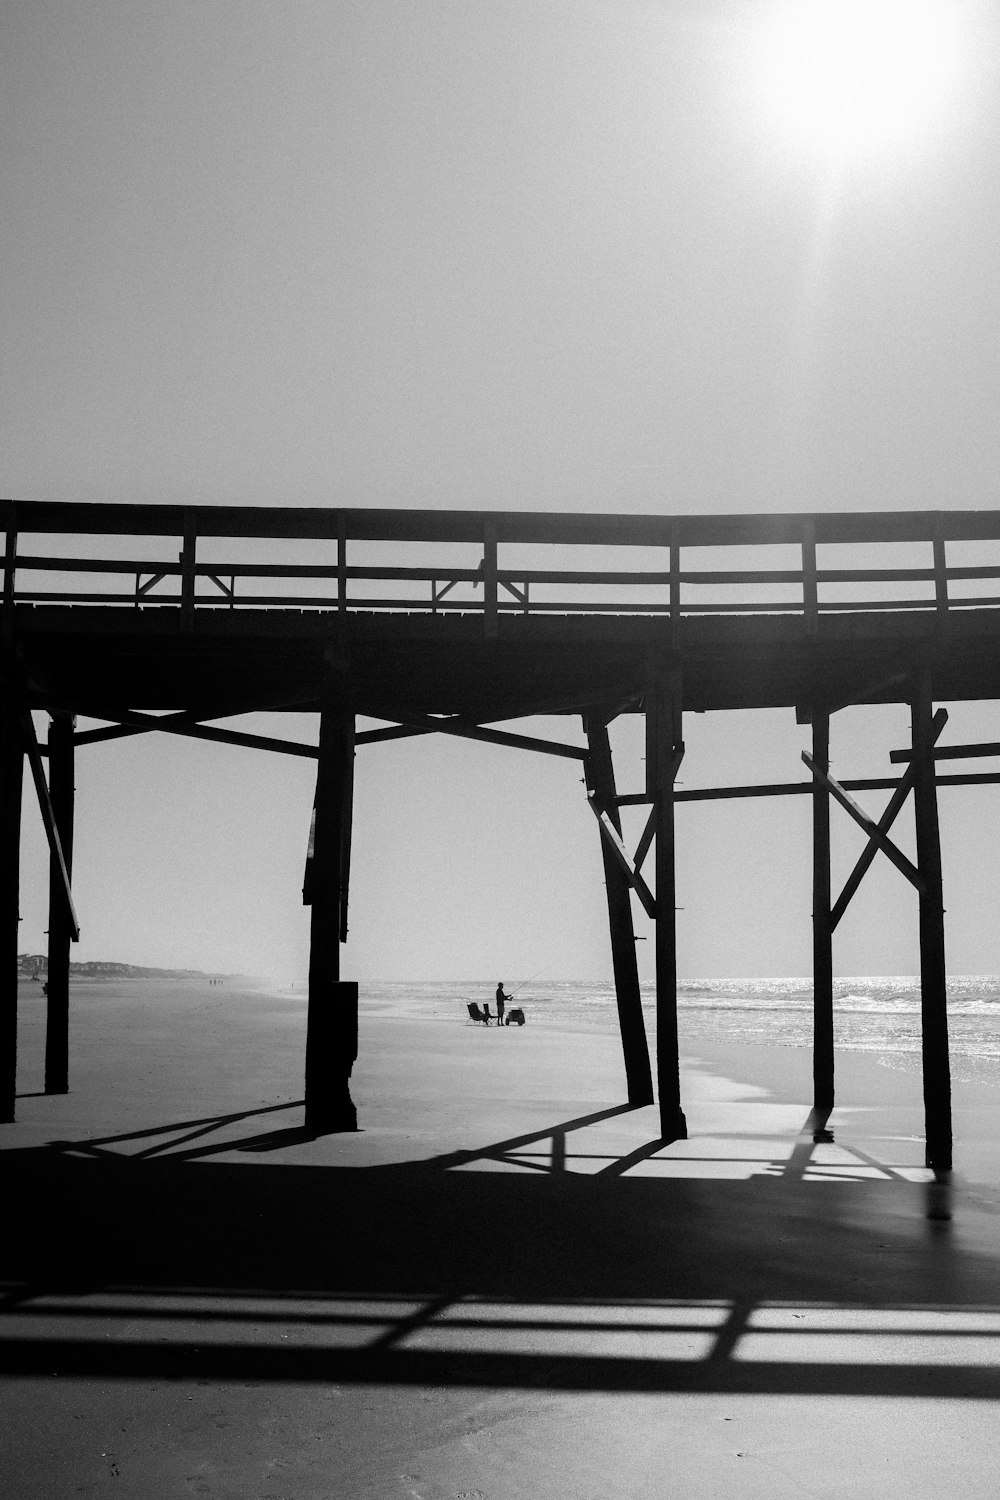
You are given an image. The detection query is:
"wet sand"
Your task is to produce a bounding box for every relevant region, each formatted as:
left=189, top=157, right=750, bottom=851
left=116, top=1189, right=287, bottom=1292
left=3, top=979, right=1000, bottom=1497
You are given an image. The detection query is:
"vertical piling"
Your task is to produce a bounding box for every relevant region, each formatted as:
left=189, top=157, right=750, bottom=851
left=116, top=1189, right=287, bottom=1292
left=583, top=714, right=653, bottom=1105
left=304, top=692, right=358, bottom=1133
left=44, top=712, right=75, bottom=1094
left=649, top=678, right=687, bottom=1142
left=811, top=713, right=834, bottom=1112
left=0, top=684, right=23, bottom=1122
left=911, top=669, right=952, bottom=1172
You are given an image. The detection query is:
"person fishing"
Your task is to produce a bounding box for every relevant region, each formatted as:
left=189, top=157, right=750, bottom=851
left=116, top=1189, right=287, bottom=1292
left=496, top=980, right=511, bottom=1026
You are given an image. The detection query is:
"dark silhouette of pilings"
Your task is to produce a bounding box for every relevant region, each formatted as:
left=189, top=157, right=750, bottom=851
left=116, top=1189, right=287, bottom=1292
left=0, top=688, right=23, bottom=1122
left=44, top=712, right=75, bottom=1094
left=304, top=693, right=358, bottom=1134
left=912, top=668, right=952, bottom=1172
left=649, top=677, right=687, bottom=1143
left=811, top=713, right=834, bottom=1113
left=583, top=714, right=653, bottom=1105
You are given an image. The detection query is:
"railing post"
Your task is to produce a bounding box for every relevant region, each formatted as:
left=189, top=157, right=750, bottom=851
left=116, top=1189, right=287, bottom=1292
left=180, top=511, right=197, bottom=623
left=337, top=515, right=348, bottom=616
left=801, top=518, right=818, bottom=632
left=932, top=515, right=948, bottom=620
left=3, top=519, right=17, bottom=621
left=483, top=520, right=498, bottom=638
left=669, top=522, right=681, bottom=647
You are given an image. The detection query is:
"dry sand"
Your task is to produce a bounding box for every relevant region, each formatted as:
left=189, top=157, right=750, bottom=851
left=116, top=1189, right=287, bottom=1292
left=3, top=978, right=1000, bottom=1498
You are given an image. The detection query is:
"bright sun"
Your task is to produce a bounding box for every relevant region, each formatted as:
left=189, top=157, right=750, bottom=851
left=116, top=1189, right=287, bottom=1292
left=757, top=1, right=962, bottom=157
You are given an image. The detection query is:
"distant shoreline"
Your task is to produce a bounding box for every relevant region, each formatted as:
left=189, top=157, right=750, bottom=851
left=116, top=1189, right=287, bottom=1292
left=17, top=958, right=254, bottom=983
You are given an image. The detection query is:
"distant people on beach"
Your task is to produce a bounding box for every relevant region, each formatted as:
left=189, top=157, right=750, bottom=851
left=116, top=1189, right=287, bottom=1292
left=496, top=981, right=510, bottom=1025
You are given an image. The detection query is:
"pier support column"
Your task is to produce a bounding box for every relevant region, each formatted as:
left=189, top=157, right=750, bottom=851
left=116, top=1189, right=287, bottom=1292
left=304, top=695, right=357, bottom=1134
left=649, top=678, right=687, bottom=1142
left=911, top=670, right=952, bottom=1172
left=811, top=713, right=834, bottom=1113
left=0, top=686, right=23, bottom=1122
left=583, top=714, right=653, bottom=1105
left=44, top=712, right=75, bottom=1094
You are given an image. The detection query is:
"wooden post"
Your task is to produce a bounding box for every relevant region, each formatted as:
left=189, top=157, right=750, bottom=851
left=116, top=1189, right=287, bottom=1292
left=583, top=714, right=653, bottom=1105
left=911, top=669, right=952, bottom=1172
left=483, top=520, right=498, bottom=638
left=44, top=712, right=75, bottom=1094
left=649, top=678, right=687, bottom=1141
left=801, top=518, right=818, bottom=633
left=811, top=713, right=834, bottom=1112
left=304, top=689, right=358, bottom=1133
left=0, top=681, right=23, bottom=1122
left=180, top=511, right=197, bottom=624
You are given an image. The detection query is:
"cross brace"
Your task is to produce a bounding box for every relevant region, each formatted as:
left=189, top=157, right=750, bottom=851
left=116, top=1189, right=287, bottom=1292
left=19, top=711, right=79, bottom=940
left=802, top=750, right=925, bottom=895
left=829, top=709, right=947, bottom=929
left=586, top=795, right=658, bottom=918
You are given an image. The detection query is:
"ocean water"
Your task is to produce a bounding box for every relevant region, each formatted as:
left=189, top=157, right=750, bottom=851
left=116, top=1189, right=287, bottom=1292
left=358, top=975, right=1000, bottom=1084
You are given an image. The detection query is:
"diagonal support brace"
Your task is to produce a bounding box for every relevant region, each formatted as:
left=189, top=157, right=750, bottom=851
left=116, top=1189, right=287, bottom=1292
left=802, top=750, right=925, bottom=895
left=18, top=711, right=79, bottom=940
left=829, top=709, right=947, bottom=929
left=586, top=794, right=658, bottom=918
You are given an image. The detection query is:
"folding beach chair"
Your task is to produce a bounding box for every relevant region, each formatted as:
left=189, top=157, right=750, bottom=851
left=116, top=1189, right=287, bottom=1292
left=466, top=1002, right=488, bottom=1025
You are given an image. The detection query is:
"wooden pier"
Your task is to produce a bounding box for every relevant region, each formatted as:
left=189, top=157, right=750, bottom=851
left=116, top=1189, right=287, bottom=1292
left=7, top=498, right=1000, bottom=1169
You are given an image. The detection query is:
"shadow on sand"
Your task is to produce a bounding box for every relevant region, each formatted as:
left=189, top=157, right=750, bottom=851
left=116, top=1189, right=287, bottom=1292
left=2, top=1102, right=997, bottom=1400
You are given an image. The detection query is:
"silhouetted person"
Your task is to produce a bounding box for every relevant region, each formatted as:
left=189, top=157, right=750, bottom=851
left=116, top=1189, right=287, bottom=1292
left=496, top=981, right=510, bottom=1025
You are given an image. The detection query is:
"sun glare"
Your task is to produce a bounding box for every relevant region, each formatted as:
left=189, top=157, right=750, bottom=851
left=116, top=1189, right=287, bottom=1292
left=758, top=1, right=963, bottom=157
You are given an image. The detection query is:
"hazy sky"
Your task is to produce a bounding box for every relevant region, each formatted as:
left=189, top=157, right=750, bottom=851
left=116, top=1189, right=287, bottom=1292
left=5, top=1, right=1000, bottom=983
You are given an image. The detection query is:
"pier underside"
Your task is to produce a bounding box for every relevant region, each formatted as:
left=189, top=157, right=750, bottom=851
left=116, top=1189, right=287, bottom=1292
left=6, top=497, right=1000, bottom=1170
left=18, top=603, right=1000, bottom=721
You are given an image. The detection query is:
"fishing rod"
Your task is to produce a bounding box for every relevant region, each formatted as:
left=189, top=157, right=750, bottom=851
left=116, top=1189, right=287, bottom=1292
left=507, top=970, right=544, bottom=1000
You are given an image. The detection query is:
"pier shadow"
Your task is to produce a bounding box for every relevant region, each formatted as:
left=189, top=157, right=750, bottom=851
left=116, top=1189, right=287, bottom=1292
left=2, top=1102, right=999, bottom=1399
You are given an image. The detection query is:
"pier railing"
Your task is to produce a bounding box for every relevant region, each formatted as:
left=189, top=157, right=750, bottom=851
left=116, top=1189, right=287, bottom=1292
left=5, top=500, right=1000, bottom=628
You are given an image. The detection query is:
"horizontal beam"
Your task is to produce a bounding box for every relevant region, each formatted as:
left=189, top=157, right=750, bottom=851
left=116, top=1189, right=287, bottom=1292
left=889, top=740, right=1000, bottom=764
left=361, top=710, right=587, bottom=760
left=621, top=766, right=1000, bottom=803
left=8, top=498, right=1000, bottom=548
left=57, top=705, right=319, bottom=759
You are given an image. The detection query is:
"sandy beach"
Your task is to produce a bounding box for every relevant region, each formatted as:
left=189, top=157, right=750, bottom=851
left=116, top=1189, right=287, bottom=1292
left=4, top=977, right=1000, bottom=1498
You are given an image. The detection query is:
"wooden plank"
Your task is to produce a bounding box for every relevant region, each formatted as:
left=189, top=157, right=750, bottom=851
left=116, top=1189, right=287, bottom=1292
left=801, top=751, right=926, bottom=894
left=584, top=716, right=652, bottom=1105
